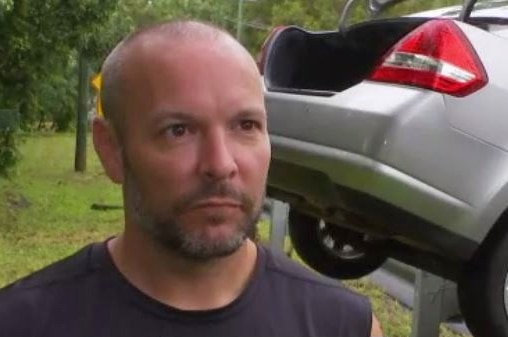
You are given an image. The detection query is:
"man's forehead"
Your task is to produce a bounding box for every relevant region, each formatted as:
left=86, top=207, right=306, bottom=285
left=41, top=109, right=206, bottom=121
left=127, top=33, right=230, bottom=63
left=110, top=29, right=263, bottom=125
left=123, top=33, right=256, bottom=79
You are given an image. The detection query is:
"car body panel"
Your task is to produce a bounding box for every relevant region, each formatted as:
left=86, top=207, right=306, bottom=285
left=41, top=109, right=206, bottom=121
left=265, top=6, right=508, bottom=249
left=445, top=22, right=508, bottom=149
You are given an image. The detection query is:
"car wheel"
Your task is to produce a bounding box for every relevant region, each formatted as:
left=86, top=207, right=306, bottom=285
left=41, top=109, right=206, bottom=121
left=458, top=232, right=508, bottom=337
left=288, top=209, right=387, bottom=279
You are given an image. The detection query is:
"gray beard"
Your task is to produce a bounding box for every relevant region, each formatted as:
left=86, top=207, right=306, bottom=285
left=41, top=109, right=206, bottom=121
left=123, top=164, right=261, bottom=261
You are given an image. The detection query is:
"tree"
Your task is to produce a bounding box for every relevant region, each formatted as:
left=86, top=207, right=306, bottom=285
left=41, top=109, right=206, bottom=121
left=0, top=0, right=118, bottom=175
left=0, top=0, right=118, bottom=127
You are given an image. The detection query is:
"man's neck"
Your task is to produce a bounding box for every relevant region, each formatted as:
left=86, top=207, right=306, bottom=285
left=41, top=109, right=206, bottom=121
left=108, top=232, right=258, bottom=311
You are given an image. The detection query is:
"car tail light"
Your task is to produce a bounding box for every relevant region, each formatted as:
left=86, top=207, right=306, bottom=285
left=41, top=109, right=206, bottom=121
left=369, top=19, right=488, bottom=97
left=257, top=25, right=286, bottom=75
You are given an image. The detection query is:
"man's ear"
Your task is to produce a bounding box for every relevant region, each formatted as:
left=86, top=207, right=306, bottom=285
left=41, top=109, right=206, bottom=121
left=92, top=117, right=124, bottom=184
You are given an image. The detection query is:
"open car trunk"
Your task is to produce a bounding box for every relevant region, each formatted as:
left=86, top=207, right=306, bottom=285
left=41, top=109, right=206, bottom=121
left=263, top=15, right=507, bottom=95
left=263, top=17, right=430, bottom=95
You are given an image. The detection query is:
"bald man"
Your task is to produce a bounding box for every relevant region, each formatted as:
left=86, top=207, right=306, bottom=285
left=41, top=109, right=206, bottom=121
left=0, top=20, right=382, bottom=337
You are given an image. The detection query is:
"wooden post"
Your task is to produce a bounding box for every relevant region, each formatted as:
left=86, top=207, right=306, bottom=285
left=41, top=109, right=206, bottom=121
left=74, top=52, right=89, bottom=172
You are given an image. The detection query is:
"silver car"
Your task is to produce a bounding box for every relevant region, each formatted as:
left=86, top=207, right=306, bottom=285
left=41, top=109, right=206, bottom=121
left=261, top=0, right=508, bottom=335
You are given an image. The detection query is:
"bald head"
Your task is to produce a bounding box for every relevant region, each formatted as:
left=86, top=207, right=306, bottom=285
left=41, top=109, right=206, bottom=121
left=100, top=20, right=258, bottom=136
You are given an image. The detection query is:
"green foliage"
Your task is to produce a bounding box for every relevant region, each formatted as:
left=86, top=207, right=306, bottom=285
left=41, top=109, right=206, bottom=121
left=0, top=0, right=119, bottom=173
left=35, top=56, right=79, bottom=132
left=269, top=0, right=344, bottom=30
left=0, top=0, right=118, bottom=128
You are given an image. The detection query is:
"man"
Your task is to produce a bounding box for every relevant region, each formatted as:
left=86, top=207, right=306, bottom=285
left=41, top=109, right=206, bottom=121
left=0, top=20, right=382, bottom=337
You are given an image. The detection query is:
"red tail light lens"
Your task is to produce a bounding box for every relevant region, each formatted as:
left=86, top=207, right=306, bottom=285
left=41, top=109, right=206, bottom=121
left=257, top=26, right=286, bottom=75
left=369, top=19, right=488, bottom=97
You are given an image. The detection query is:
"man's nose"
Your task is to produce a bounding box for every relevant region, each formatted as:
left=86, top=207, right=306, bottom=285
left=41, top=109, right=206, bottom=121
left=198, top=131, right=238, bottom=180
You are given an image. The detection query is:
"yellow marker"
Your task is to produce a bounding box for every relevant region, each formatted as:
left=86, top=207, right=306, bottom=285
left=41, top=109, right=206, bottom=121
left=91, top=73, right=103, bottom=117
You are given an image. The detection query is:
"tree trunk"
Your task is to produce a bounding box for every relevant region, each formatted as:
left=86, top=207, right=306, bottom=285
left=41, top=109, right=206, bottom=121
left=74, top=52, right=89, bottom=172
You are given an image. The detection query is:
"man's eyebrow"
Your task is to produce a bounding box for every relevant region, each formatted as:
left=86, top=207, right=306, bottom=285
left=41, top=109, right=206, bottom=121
left=149, top=107, right=266, bottom=124
left=235, top=108, right=266, bottom=119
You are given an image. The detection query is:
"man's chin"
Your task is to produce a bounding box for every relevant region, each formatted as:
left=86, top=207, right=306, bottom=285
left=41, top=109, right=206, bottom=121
left=176, top=234, right=247, bottom=261
left=152, top=221, right=249, bottom=261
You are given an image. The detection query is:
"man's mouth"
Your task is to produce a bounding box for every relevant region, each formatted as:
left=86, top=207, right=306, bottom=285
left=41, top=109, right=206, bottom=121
left=192, top=199, right=242, bottom=209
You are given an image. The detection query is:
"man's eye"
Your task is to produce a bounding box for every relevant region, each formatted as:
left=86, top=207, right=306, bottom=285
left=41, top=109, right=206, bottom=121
left=167, top=124, right=188, bottom=137
left=239, top=120, right=258, bottom=131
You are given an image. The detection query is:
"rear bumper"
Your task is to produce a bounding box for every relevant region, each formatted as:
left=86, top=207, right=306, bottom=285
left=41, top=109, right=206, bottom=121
left=267, top=149, right=479, bottom=278
left=269, top=134, right=471, bottom=226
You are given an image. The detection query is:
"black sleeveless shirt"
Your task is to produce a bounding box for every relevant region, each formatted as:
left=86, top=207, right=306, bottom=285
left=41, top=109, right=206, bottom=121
left=0, top=241, right=372, bottom=337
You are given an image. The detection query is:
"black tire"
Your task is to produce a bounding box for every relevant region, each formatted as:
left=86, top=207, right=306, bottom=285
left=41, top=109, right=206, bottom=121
left=288, top=209, right=387, bottom=279
left=458, top=232, right=508, bottom=337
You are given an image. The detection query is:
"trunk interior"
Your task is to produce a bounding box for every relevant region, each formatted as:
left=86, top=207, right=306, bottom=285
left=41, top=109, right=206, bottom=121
left=264, top=17, right=430, bottom=94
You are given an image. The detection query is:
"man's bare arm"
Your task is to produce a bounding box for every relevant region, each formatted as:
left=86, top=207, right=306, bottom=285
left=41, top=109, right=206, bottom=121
left=371, top=314, right=383, bottom=337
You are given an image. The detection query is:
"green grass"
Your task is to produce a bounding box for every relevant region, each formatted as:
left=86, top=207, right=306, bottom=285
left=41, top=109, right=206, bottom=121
left=0, top=132, right=123, bottom=282
left=0, top=132, right=466, bottom=337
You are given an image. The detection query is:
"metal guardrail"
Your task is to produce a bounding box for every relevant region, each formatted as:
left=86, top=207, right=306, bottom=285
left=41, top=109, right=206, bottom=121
left=264, top=198, right=471, bottom=337
left=370, top=260, right=470, bottom=336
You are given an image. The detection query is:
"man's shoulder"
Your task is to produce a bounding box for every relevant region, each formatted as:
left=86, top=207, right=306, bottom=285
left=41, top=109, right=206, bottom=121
left=0, top=243, right=97, bottom=294
left=258, top=246, right=372, bottom=336
left=263, top=246, right=353, bottom=287
left=261, top=245, right=371, bottom=308
left=0, top=242, right=114, bottom=336
left=0, top=242, right=103, bottom=327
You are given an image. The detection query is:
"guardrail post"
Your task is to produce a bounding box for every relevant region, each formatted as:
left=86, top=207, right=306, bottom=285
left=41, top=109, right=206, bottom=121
left=268, top=199, right=289, bottom=251
left=410, top=270, right=446, bottom=337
